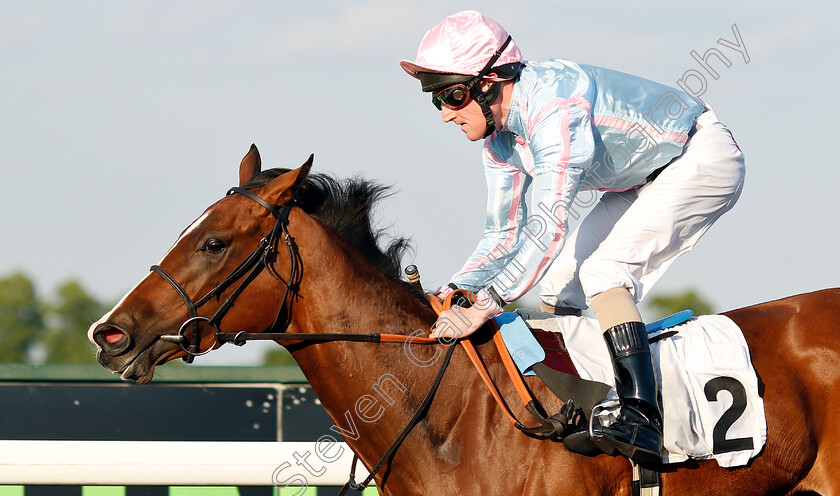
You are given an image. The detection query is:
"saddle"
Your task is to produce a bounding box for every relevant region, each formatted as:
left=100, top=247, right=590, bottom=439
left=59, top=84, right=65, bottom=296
left=430, top=290, right=765, bottom=462
left=428, top=293, right=700, bottom=495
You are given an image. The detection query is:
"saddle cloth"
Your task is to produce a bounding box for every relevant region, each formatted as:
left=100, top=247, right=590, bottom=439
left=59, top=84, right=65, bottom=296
left=518, top=313, right=767, bottom=468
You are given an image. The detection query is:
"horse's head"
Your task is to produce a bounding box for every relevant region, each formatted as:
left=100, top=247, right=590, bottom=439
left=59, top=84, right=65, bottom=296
left=89, top=145, right=312, bottom=383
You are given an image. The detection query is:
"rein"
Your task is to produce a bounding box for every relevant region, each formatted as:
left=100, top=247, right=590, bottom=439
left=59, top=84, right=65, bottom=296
left=428, top=292, right=572, bottom=439
left=153, top=186, right=566, bottom=494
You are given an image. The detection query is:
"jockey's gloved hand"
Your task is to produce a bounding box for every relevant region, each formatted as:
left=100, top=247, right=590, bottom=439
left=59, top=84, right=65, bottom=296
left=429, top=287, right=504, bottom=340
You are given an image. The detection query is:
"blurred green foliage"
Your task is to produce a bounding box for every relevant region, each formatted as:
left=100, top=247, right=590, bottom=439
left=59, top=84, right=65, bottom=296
left=0, top=273, right=43, bottom=362
left=0, top=272, right=107, bottom=364
left=0, top=270, right=715, bottom=367
left=646, top=289, right=715, bottom=319
left=262, top=347, right=297, bottom=366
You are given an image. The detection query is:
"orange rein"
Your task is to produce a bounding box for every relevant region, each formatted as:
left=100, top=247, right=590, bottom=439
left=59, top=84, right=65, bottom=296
left=427, top=289, right=562, bottom=435
left=214, top=288, right=562, bottom=436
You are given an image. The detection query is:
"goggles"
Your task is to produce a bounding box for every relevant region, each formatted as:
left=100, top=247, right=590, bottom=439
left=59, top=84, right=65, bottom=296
left=428, top=35, right=514, bottom=112
left=432, top=83, right=474, bottom=110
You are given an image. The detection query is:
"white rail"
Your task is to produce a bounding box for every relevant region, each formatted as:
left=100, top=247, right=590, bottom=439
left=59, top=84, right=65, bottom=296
left=0, top=441, right=367, bottom=486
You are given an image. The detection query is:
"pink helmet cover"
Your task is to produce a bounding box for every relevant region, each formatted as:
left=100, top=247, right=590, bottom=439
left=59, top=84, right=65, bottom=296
left=400, top=10, right=522, bottom=79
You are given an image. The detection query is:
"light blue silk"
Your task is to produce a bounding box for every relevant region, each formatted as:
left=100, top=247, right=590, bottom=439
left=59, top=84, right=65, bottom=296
left=451, top=59, right=706, bottom=303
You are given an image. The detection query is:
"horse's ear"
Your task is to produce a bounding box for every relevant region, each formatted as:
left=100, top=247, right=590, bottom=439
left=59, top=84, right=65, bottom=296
left=261, top=154, right=313, bottom=205
left=239, top=144, right=262, bottom=186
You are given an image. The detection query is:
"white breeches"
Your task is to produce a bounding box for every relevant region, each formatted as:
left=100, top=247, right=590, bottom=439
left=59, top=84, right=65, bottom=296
left=540, top=110, right=746, bottom=309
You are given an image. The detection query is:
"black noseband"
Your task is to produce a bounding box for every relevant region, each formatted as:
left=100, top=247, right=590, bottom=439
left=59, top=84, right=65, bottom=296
left=153, top=187, right=300, bottom=362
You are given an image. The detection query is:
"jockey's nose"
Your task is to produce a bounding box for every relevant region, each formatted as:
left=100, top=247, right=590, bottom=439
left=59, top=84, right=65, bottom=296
left=441, top=106, right=457, bottom=123
left=92, top=323, right=130, bottom=355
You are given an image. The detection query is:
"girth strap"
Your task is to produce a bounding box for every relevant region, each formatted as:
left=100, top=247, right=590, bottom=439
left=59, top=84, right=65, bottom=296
left=633, top=462, right=662, bottom=496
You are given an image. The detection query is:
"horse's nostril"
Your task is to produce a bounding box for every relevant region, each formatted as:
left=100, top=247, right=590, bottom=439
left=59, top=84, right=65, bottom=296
left=94, top=325, right=128, bottom=352
left=101, top=328, right=125, bottom=345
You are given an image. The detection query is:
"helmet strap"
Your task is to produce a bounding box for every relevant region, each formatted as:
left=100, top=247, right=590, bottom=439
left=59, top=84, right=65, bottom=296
left=468, top=35, right=513, bottom=138
left=472, top=84, right=498, bottom=138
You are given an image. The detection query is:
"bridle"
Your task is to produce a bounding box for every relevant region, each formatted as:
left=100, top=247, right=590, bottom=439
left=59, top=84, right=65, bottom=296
left=153, top=186, right=300, bottom=363
left=152, top=186, right=433, bottom=358
left=149, top=184, right=567, bottom=494
left=148, top=184, right=457, bottom=493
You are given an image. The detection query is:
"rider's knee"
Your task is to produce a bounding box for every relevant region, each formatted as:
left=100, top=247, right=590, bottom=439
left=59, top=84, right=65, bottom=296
left=578, top=259, right=634, bottom=302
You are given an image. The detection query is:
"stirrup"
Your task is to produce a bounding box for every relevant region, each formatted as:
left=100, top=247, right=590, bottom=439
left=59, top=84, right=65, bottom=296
left=591, top=406, right=662, bottom=465
left=592, top=424, right=662, bottom=464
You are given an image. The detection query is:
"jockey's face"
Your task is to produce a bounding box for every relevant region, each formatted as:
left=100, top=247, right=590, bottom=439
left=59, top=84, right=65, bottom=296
left=439, top=77, right=510, bottom=142
left=440, top=96, right=489, bottom=141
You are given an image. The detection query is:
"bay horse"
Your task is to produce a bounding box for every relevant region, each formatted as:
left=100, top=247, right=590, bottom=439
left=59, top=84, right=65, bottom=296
left=89, top=145, right=840, bottom=495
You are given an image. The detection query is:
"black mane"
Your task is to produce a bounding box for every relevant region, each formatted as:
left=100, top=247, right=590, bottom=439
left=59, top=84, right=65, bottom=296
left=243, top=169, right=421, bottom=295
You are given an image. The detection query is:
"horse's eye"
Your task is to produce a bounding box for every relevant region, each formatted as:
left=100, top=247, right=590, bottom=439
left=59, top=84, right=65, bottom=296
left=203, top=238, right=227, bottom=254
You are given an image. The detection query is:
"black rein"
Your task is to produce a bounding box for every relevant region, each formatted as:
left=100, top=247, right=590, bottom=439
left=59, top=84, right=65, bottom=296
left=151, top=185, right=450, bottom=494
left=153, top=186, right=298, bottom=362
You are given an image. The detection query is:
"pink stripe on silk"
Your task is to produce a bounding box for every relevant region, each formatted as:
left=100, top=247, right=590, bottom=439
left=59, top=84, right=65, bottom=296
left=528, top=98, right=568, bottom=137
left=513, top=172, right=571, bottom=300
left=501, top=98, right=576, bottom=301
left=592, top=115, right=689, bottom=143
left=528, top=96, right=591, bottom=133
left=568, top=95, right=591, bottom=113
left=526, top=229, right=567, bottom=289
left=453, top=141, right=522, bottom=277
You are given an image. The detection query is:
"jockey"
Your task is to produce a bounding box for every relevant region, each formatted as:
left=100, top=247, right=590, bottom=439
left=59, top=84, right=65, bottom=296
left=401, top=11, right=745, bottom=464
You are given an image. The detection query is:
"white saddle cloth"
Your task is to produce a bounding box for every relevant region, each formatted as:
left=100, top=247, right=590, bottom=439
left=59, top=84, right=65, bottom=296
left=528, top=314, right=767, bottom=468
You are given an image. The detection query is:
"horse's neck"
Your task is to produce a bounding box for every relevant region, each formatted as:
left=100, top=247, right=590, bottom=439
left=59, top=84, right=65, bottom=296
left=285, top=214, right=451, bottom=481
left=280, top=216, right=597, bottom=494
left=289, top=214, right=435, bottom=334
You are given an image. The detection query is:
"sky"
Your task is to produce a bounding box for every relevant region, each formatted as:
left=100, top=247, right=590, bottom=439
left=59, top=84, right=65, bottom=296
left=2, top=1, right=839, bottom=365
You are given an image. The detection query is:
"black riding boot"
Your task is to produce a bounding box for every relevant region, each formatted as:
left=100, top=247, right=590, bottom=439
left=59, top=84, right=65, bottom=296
left=591, top=321, right=663, bottom=465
